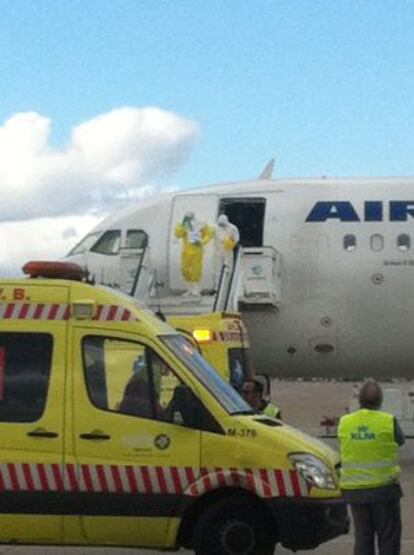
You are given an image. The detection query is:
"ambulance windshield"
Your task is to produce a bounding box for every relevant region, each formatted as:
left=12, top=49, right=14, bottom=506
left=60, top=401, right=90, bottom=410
left=162, top=335, right=252, bottom=414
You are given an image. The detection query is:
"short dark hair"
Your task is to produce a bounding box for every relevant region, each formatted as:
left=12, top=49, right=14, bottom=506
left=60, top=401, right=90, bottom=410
left=243, top=379, right=264, bottom=395
left=359, top=380, right=383, bottom=410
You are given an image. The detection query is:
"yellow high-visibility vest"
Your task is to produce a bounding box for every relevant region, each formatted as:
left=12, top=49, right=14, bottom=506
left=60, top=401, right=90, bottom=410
left=263, top=402, right=280, bottom=419
left=338, top=409, right=400, bottom=490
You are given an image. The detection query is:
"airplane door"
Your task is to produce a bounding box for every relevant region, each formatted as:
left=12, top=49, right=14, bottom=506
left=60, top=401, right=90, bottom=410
left=219, top=197, right=266, bottom=247
left=169, top=194, right=219, bottom=292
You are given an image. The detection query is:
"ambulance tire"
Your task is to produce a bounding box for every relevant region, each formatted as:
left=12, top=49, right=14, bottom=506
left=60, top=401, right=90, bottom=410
left=193, top=496, right=276, bottom=555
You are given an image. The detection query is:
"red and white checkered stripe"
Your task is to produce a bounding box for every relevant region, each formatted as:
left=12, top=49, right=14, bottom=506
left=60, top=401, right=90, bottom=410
left=212, top=331, right=248, bottom=342
left=0, top=303, right=70, bottom=320
left=0, top=304, right=136, bottom=322
left=186, top=467, right=310, bottom=498
left=93, top=305, right=136, bottom=322
left=0, top=463, right=310, bottom=498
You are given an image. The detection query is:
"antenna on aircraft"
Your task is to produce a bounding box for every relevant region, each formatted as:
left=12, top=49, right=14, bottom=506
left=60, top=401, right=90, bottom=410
left=258, top=158, right=275, bottom=180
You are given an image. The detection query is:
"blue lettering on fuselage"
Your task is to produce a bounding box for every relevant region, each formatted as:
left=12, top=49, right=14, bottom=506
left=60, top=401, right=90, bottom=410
left=306, top=201, right=414, bottom=222
left=306, top=202, right=360, bottom=222
left=390, top=201, right=414, bottom=221
left=365, top=201, right=383, bottom=221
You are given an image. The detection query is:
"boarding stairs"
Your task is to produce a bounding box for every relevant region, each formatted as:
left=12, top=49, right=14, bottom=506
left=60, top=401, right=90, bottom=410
left=119, top=245, right=282, bottom=317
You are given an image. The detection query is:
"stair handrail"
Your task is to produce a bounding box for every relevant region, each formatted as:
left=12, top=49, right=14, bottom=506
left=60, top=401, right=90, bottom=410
left=212, top=245, right=242, bottom=312
left=129, top=244, right=149, bottom=298
left=224, top=245, right=242, bottom=311
left=212, top=262, right=229, bottom=312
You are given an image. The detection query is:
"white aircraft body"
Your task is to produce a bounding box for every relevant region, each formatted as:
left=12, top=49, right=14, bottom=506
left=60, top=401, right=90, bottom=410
left=64, top=169, right=414, bottom=380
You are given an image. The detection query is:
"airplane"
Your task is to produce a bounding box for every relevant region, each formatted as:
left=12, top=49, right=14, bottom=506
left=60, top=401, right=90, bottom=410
left=64, top=160, right=414, bottom=381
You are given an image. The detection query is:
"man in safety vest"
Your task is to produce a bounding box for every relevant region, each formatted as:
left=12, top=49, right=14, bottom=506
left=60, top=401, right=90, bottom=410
left=338, top=380, right=405, bottom=555
left=241, top=379, right=281, bottom=419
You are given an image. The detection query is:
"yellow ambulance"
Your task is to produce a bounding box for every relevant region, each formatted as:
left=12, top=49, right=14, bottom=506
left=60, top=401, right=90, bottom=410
left=0, top=262, right=348, bottom=554
left=167, top=312, right=253, bottom=389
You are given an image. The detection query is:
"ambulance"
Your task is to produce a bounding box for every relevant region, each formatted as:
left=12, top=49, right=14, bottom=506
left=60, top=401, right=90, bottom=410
left=167, top=312, right=253, bottom=389
left=0, top=261, right=348, bottom=554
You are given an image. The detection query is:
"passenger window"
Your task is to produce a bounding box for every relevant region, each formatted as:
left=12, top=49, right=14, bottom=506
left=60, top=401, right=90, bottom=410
left=82, top=336, right=182, bottom=422
left=370, top=234, right=384, bottom=252
left=90, top=230, right=121, bottom=255
left=343, top=234, right=356, bottom=252
left=0, top=333, right=53, bottom=422
left=397, top=234, right=410, bottom=251
left=126, top=229, right=148, bottom=249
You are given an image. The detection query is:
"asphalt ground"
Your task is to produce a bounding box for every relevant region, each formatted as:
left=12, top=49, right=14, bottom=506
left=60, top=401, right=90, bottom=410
left=0, top=382, right=412, bottom=554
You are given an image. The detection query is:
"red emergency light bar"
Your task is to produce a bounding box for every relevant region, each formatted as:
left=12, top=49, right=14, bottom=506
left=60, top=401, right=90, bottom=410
left=22, top=261, right=86, bottom=281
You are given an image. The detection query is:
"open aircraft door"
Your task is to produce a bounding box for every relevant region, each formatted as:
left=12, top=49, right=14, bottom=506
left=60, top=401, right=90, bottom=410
left=168, top=194, right=219, bottom=292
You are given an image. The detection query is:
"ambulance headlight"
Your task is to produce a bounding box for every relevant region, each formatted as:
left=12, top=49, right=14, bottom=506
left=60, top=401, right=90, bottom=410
left=289, top=453, right=336, bottom=490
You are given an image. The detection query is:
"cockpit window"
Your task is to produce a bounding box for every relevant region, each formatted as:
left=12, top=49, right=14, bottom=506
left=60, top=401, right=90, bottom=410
left=67, top=232, right=102, bottom=256
left=90, top=230, right=121, bottom=255
left=126, top=230, right=148, bottom=249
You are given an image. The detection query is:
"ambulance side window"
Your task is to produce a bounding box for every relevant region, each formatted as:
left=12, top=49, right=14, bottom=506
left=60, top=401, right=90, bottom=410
left=0, top=333, right=53, bottom=422
left=82, top=336, right=182, bottom=422
left=228, top=348, right=249, bottom=391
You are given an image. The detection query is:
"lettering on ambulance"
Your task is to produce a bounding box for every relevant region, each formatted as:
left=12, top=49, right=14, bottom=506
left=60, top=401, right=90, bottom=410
left=227, top=428, right=257, bottom=438
left=305, top=200, right=414, bottom=222
left=0, top=288, right=30, bottom=301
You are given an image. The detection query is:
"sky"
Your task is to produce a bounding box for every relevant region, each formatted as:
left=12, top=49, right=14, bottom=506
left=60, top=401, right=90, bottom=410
left=1, top=0, right=414, bottom=273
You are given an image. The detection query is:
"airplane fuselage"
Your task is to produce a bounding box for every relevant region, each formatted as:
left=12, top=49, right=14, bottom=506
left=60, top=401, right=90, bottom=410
left=65, top=177, right=414, bottom=380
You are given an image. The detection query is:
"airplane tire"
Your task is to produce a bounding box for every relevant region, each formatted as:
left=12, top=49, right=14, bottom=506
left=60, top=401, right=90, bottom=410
left=193, top=496, right=276, bottom=555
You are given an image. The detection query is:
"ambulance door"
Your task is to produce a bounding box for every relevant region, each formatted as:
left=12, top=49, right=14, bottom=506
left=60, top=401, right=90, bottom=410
left=71, top=328, right=201, bottom=548
left=0, top=320, right=66, bottom=543
left=169, top=194, right=218, bottom=292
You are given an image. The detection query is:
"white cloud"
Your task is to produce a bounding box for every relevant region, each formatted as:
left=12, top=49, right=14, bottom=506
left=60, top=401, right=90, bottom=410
left=0, top=107, right=199, bottom=272
left=0, top=107, right=198, bottom=221
left=0, top=214, right=102, bottom=276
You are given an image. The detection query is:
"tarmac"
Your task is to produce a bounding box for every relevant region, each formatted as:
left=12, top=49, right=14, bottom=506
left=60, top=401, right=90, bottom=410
left=0, top=382, right=412, bottom=554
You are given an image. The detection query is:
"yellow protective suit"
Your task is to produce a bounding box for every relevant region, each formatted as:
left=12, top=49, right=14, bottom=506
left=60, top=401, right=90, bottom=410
left=175, top=221, right=213, bottom=283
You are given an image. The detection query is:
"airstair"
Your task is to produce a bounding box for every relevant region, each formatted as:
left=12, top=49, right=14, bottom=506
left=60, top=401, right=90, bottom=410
left=118, top=245, right=155, bottom=301
left=118, top=245, right=282, bottom=317
left=236, top=247, right=282, bottom=309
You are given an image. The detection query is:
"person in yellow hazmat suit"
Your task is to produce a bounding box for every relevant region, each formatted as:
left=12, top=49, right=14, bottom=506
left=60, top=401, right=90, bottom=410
left=175, top=212, right=213, bottom=296
left=213, top=214, right=240, bottom=288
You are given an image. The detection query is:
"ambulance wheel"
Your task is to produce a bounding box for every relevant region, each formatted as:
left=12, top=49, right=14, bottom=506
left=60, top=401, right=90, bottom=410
left=193, top=496, right=276, bottom=555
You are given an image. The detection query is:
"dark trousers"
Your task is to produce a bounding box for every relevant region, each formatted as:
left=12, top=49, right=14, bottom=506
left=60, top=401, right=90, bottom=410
left=351, top=499, right=401, bottom=555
